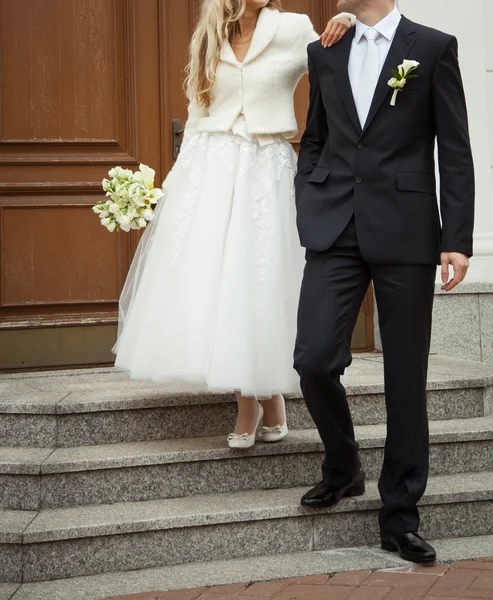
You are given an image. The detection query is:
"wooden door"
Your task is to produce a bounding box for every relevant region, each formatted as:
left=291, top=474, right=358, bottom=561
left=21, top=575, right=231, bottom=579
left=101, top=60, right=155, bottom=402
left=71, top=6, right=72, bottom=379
left=0, top=0, right=373, bottom=370
left=0, top=0, right=165, bottom=369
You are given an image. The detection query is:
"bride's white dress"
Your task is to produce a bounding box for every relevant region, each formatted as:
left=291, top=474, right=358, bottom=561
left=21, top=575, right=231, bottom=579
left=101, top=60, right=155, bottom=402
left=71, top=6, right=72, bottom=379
left=111, top=4, right=355, bottom=396
left=114, top=117, right=305, bottom=397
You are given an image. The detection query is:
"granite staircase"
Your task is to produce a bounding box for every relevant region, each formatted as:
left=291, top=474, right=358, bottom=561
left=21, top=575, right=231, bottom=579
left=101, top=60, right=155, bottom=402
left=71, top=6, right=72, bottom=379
left=1, top=354, right=493, bottom=596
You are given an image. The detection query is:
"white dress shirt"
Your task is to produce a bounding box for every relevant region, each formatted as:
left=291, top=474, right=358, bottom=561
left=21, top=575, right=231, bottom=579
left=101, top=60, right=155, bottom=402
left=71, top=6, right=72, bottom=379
left=348, top=7, right=402, bottom=99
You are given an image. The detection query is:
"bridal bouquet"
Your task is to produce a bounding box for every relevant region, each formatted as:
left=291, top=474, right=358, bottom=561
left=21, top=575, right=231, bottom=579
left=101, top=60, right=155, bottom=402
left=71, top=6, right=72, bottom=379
left=93, top=164, right=164, bottom=232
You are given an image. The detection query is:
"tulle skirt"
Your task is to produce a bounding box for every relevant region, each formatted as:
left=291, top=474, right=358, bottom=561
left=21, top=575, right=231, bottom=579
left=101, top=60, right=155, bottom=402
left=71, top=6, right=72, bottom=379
left=114, top=129, right=305, bottom=397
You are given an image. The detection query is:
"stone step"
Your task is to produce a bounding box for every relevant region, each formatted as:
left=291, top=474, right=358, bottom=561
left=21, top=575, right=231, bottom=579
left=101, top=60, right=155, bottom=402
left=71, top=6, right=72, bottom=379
left=0, top=355, right=491, bottom=447
left=5, top=535, right=493, bottom=600
left=2, top=415, right=493, bottom=511
left=2, top=471, right=493, bottom=583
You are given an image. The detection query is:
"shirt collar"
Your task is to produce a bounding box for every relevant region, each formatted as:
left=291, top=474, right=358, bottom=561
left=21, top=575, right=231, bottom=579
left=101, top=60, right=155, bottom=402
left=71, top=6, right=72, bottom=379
left=354, top=6, right=402, bottom=44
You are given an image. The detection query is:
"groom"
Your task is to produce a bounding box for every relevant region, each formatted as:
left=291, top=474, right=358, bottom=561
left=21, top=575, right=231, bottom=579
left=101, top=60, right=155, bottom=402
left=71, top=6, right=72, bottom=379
left=294, top=0, right=474, bottom=563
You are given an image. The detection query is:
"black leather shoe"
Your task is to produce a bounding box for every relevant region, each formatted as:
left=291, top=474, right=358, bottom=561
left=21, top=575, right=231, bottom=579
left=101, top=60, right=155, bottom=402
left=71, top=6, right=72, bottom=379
left=381, top=531, right=437, bottom=564
left=301, top=470, right=366, bottom=508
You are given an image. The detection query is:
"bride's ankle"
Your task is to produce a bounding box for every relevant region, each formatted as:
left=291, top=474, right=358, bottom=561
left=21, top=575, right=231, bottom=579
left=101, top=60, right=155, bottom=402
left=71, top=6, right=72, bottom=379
left=261, top=395, right=285, bottom=427
left=234, top=396, right=260, bottom=435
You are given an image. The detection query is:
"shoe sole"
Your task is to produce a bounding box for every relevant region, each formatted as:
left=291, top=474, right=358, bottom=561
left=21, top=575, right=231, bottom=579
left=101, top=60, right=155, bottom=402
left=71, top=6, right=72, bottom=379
left=260, top=431, right=289, bottom=443
left=381, top=538, right=437, bottom=564
left=301, top=481, right=366, bottom=509
left=228, top=442, right=256, bottom=449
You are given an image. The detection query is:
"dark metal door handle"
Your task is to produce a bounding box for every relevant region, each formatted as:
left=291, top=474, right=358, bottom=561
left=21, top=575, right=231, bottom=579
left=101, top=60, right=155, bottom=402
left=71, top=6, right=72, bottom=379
left=172, top=119, right=185, bottom=161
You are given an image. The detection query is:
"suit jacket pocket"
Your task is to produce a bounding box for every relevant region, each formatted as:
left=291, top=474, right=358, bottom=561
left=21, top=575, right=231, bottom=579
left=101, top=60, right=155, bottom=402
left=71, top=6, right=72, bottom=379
left=397, top=172, right=436, bottom=195
left=307, top=167, right=332, bottom=184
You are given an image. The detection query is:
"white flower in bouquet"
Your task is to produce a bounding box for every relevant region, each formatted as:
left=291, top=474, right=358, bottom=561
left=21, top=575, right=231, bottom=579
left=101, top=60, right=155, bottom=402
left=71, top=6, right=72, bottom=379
left=94, top=163, right=164, bottom=232
left=142, top=208, right=154, bottom=221
left=115, top=166, right=133, bottom=179
left=140, top=164, right=157, bottom=189
left=149, top=188, right=164, bottom=204
left=117, top=214, right=132, bottom=232
left=116, top=184, right=130, bottom=199
left=128, top=181, right=141, bottom=195
left=131, top=171, right=145, bottom=183
left=126, top=206, right=139, bottom=220
left=100, top=217, right=117, bottom=233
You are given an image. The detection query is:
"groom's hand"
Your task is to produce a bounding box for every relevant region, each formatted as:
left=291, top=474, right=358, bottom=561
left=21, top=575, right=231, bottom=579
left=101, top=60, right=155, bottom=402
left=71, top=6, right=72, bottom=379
left=440, top=252, right=470, bottom=292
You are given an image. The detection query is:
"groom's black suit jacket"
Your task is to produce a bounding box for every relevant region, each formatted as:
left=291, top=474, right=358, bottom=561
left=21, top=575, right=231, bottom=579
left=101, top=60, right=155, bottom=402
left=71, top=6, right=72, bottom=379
left=295, top=16, right=475, bottom=265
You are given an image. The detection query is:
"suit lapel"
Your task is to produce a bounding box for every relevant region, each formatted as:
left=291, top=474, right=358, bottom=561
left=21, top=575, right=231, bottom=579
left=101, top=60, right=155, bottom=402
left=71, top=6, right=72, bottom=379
left=361, top=16, right=417, bottom=136
left=332, top=27, right=362, bottom=135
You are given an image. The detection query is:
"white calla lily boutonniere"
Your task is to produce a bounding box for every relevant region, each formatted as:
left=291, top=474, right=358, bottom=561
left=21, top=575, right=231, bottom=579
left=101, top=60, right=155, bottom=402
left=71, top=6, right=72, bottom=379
left=388, top=59, right=420, bottom=106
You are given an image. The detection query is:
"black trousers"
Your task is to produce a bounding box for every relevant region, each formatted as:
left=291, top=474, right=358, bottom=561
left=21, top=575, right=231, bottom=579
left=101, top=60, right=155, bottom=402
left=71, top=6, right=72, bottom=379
left=294, top=219, right=436, bottom=535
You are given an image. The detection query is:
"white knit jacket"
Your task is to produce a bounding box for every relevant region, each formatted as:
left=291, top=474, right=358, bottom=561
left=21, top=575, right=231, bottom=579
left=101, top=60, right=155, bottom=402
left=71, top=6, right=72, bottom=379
left=183, top=8, right=356, bottom=145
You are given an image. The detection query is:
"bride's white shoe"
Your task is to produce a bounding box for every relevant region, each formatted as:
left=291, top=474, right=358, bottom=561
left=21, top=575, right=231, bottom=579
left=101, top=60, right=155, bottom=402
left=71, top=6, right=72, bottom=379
left=259, top=395, right=289, bottom=443
left=227, top=402, right=264, bottom=449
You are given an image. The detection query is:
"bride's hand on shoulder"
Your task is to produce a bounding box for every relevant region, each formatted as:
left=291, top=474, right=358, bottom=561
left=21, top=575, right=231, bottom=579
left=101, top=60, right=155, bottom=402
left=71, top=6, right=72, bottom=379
left=320, top=14, right=354, bottom=48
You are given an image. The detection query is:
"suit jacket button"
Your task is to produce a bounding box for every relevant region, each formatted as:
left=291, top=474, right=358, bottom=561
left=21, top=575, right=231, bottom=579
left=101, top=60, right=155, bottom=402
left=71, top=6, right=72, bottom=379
left=357, top=143, right=364, bottom=150
left=356, top=177, right=362, bottom=184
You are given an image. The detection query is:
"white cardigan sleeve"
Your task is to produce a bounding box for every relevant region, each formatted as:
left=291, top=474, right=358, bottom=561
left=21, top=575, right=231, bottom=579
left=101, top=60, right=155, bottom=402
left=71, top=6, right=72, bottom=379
left=297, top=14, right=321, bottom=69
left=182, top=100, right=208, bottom=147
left=298, top=12, right=356, bottom=73
left=333, top=12, right=357, bottom=27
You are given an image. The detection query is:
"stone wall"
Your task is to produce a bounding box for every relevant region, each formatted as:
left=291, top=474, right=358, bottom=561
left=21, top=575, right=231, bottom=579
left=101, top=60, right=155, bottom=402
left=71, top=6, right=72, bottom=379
left=374, top=283, right=493, bottom=364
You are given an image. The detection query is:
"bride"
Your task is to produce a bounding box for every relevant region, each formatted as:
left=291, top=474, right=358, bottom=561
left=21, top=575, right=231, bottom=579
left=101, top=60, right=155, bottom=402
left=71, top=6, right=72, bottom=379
left=114, top=0, right=355, bottom=448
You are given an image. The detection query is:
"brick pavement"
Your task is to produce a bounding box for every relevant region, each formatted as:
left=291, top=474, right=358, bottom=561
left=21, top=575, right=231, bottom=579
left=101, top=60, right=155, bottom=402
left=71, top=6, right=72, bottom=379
left=101, top=558, right=493, bottom=600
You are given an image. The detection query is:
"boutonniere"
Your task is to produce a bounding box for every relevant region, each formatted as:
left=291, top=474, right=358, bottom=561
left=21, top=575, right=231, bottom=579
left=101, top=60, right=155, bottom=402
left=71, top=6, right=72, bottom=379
left=388, top=60, right=420, bottom=106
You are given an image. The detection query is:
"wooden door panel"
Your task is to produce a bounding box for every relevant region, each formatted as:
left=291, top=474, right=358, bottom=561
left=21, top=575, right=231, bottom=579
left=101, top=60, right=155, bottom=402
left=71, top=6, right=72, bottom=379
left=0, top=0, right=162, bottom=341
left=1, top=205, right=121, bottom=306
left=0, top=0, right=130, bottom=165
left=0, top=0, right=118, bottom=142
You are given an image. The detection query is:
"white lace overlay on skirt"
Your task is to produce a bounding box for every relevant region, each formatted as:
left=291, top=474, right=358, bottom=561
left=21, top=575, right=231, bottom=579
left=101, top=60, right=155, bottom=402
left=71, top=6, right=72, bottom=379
left=114, top=125, right=305, bottom=397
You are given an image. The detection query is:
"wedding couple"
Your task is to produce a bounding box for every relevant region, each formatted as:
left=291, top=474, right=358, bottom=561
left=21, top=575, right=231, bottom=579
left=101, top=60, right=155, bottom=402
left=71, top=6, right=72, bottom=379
left=114, top=0, right=475, bottom=565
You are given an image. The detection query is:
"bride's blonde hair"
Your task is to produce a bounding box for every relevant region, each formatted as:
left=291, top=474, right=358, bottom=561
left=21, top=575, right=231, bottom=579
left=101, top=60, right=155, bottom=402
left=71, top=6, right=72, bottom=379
left=186, top=0, right=282, bottom=107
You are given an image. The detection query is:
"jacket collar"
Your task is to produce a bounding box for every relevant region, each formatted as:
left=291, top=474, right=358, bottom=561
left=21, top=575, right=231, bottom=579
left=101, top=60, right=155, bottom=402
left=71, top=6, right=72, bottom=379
left=220, top=8, right=281, bottom=67
left=354, top=7, right=401, bottom=44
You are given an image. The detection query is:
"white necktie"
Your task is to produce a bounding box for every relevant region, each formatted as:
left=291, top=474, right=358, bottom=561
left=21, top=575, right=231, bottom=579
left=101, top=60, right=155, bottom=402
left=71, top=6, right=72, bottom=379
left=356, top=28, right=380, bottom=128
